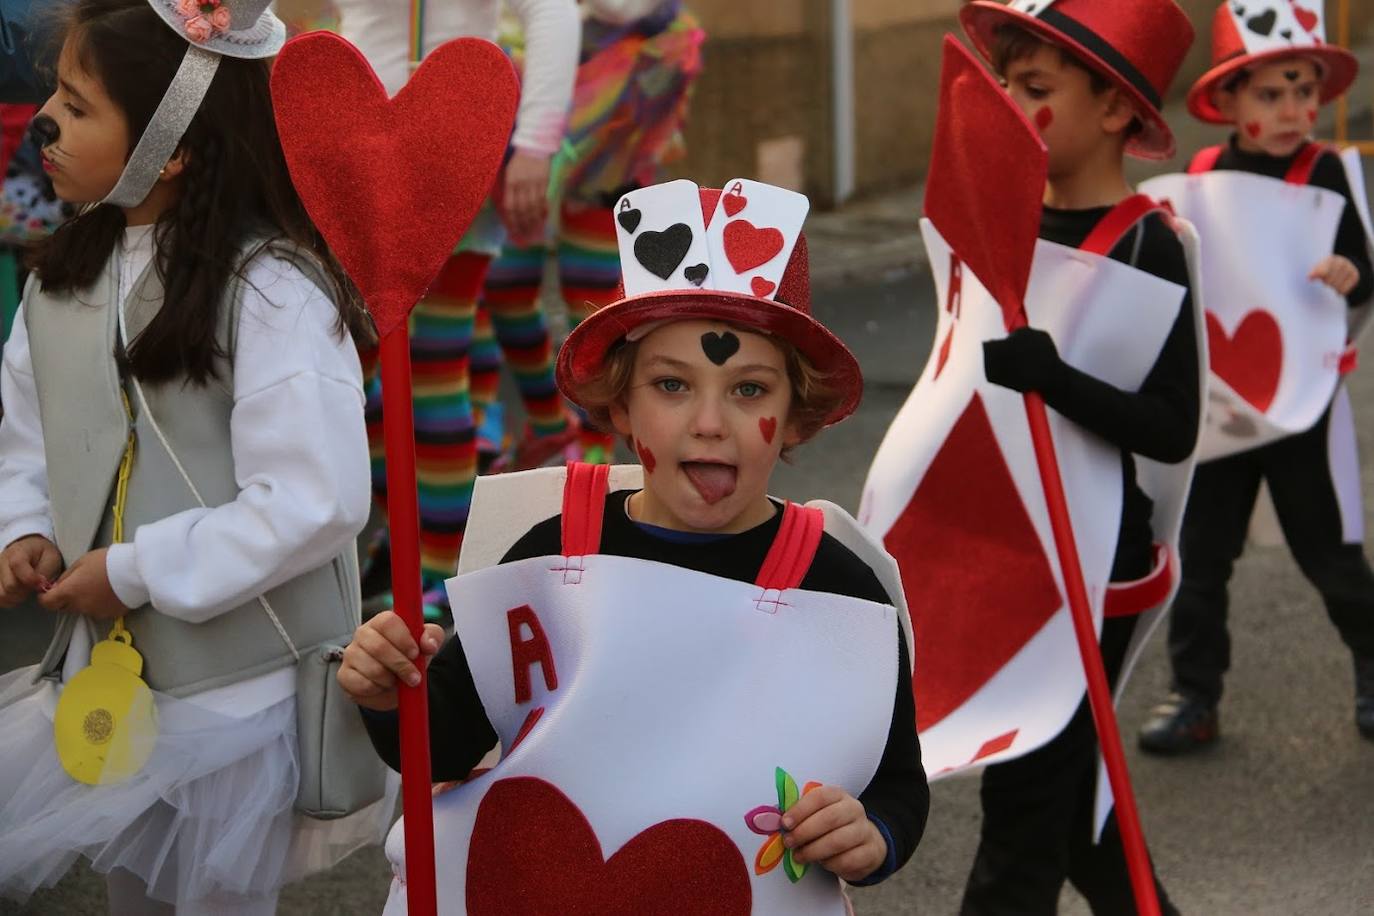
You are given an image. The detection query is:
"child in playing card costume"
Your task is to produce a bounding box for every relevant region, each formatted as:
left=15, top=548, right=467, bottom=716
left=334, top=0, right=579, bottom=618
left=0, top=1, right=379, bottom=912
left=338, top=180, right=929, bottom=914
left=1136, top=1, right=1374, bottom=753
left=930, top=2, right=1200, bottom=912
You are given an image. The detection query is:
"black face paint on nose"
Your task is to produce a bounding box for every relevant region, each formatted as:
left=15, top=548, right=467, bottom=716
left=28, top=114, right=59, bottom=149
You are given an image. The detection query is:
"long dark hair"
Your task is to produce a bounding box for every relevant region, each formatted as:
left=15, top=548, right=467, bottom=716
left=29, top=0, right=375, bottom=386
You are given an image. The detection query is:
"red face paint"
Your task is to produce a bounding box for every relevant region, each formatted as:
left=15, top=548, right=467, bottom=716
left=1307, top=109, right=1318, bottom=125
left=1034, top=106, right=1054, bottom=130
left=635, top=439, right=656, bottom=474
left=759, top=417, right=778, bottom=445
left=1245, top=121, right=1262, bottom=138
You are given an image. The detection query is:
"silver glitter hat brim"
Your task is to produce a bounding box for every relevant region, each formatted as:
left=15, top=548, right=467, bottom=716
left=101, top=46, right=220, bottom=209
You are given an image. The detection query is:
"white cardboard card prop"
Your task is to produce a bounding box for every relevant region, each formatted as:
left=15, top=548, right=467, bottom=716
left=382, top=466, right=909, bottom=915
left=859, top=220, right=1189, bottom=781
left=1226, top=0, right=1327, bottom=54
left=705, top=179, right=810, bottom=297
left=1140, top=165, right=1356, bottom=460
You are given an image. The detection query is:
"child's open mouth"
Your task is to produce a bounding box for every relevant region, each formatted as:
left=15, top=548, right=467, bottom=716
left=681, top=461, right=737, bottom=505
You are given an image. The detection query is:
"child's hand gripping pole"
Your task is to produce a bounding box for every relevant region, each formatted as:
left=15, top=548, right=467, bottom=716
left=924, top=37, right=1161, bottom=916
left=271, top=33, right=519, bottom=915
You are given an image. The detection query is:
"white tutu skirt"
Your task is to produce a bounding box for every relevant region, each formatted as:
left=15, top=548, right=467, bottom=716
left=0, top=665, right=391, bottom=907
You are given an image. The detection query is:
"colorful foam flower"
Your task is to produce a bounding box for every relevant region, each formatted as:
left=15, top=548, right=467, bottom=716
left=743, top=767, right=822, bottom=884
left=177, top=0, right=230, bottom=44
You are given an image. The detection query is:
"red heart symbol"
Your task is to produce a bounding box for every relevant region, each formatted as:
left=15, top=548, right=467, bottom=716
left=635, top=439, right=657, bottom=474
left=1292, top=4, right=1319, bottom=32
left=1205, top=310, right=1283, bottom=412
left=751, top=277, right=776, bottom=297
left=468, top=777, right=752, bottom=915
left=271, top=34, right=517, bottom=337
left=723, top=193, right=748, bottom=217
left=724, top=220, right=785, bottom=275
left=884, top=394, right=1062, bottom=731
left=759, top=416, right=777, bottom=444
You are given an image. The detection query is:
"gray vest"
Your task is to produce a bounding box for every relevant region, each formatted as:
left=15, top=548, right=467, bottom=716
left=28, top=240, right=361, bottom=697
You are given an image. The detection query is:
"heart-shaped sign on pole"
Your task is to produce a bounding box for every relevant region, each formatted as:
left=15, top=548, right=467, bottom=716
left=923, top=36, right=1161, bottom=916
left=272, top=32, right=519, bottom=916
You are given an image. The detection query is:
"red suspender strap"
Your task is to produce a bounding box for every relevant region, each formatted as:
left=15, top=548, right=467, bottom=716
left=1078, top=193, right=1163, bottom=257
left=1186, top=145, right=1223, bottom=175
left=560, top=462, right=610, bottom=556
left=755, top=502, right=826, bottom=591
left=1104, top=544, right=1175, bottom=618
left=1284, top=142, right=1330, bottom=186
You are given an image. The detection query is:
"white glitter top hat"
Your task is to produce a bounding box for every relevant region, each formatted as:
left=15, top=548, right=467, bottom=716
left=102, top=0, right=286, bottom=208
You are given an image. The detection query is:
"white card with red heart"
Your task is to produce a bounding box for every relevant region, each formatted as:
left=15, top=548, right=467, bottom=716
left=705, top=179, right=809, bottom=299
left=1229, top=1, right=1324, bottom=54
left=614, top=179, right=713, bottom=297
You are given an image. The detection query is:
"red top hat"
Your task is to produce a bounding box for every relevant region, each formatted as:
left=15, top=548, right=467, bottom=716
left=960, top=0, right=1195, bottom=160
left=1187, top=2, right=1358, bottom=124
left=555, top=186, right=862, bottom=428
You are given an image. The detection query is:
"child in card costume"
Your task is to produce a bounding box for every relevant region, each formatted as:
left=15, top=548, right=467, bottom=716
left=1136, top=1, right=1374, bottom=752
left=339, top=179, right=929, bottom=914
left=0, top=1, right=379, bottom=912
left=862, top=1, right=1203, bottom=912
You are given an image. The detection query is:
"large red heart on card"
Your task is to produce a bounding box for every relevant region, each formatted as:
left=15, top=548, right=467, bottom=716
left=1291, top=3, right=1320, bottom=33
left=723, top=220, right=784, bottom=275
left=884, top=394, right=1062, bottom=731
left=271, top=33, right=517, bottom=337
left=1206, top=310, right=1283, bottom=413
left=467, top=777, right=751, bottom=915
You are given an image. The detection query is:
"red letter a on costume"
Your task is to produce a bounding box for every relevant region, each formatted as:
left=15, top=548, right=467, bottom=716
left=507, top=605, right=557, bottom=704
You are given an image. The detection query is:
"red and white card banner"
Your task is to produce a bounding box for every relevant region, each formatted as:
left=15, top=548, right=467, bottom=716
left=860, top=220, right=1187, bottom=780
left=1140, top=167, right=1350, bottom=460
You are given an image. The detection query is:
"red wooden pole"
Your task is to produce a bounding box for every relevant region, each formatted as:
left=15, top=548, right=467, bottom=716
left=379, top=326, right=438, bottom=916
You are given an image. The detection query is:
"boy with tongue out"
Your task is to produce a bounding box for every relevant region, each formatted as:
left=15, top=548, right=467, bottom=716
left=339, top=180, right=927, bottom=911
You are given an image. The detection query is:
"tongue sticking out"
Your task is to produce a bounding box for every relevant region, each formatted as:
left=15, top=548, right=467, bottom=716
left=682, top=462, right=738, bottom=505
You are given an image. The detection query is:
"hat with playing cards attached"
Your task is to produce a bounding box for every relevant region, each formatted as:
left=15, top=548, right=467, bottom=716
left=960, top=0, right=1195, bottom=160
left=555, top=179, right=862, bottom=428
left=1187, top=2, right=1357, bottom=124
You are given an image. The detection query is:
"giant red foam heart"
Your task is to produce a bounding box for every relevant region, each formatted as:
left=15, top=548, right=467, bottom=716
left=884, top=393, right=1062, bottom=731
left=1205, top=310, right=1283, bottom=413
left=467, top=777, right=751, bottom=915
left=723, top=220, right=784, bottom=275
left=271, top=33, right=517, bottom=337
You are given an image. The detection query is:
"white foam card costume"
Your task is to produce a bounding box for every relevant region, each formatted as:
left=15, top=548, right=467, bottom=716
left=860, top=200, right=1205, bottom=802
left=1140, top=147, right=1373, bottom=461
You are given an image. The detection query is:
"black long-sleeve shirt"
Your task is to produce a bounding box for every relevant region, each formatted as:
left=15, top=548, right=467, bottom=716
left=1212, top=136, right=1374, bottom=307
left=361, top=490, right=928, bottom=881
left=1037, top=208, right=1200, bottom=581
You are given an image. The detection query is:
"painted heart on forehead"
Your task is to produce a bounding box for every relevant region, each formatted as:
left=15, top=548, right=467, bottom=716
left=1205, top=310, right=1283, bottom=413
left=467, top=777, right=752, bottom=915
left=271, top=34, right=517, bottom=337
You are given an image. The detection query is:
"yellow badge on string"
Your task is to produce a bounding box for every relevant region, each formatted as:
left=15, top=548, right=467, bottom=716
left=54, top=621, right=157, bottom=785
left=53, top=389, right=157, bottom=785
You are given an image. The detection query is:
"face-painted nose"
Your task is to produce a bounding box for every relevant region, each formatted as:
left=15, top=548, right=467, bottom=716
left=28, top=114, right=59, bottom=149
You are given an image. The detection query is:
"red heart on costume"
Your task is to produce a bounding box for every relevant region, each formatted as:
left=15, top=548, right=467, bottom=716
left=723, top=193, right=748, bottom=217
left=751, top=277, right=776, bottom=297
left=1205, top=310, right=1283, bottom=412
left=884, top=393, right=1062, bottom=731
left=724, top=220, right=785, bottom=274
left=1292, top=4, right=1319, bottom=32
left=468, top=777, right=751, bottom=915
left=271, top=34, right=517, bottom=337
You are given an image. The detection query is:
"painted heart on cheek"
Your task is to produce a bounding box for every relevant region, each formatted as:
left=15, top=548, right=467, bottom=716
left=635, top=439, right=657, bottom=474
left=1244, top=121, right=1262, bottom=138
left=759, top=417, right=777, bottom=444
left=1034, top=106, right=1053, bottom=130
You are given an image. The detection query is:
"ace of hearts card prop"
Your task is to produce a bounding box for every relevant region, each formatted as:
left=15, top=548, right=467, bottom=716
left=859, top=220, right=1190, bottom=780
left=704, top=179, right=810, bottom=298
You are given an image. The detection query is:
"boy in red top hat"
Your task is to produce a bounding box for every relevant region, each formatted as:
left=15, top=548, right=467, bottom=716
left=1138, top=2, right=1374, bottom=752
left=956, top=1, right=1199, bottom=911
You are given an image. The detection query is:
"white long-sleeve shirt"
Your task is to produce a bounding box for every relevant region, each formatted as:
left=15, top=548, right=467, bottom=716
left=336, top=0, right=579, bottom=156
left=0, top=226, right=371, bottom=713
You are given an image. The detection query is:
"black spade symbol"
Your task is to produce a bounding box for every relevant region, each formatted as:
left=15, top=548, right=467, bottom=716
left=1024, top=2, right=1038, bottom=14
left=700, top=331, right=740, bottom=366
left=1246, top=9, right=1276, bottom=36
left=1233, top=3, right=1245, bottom=15
left=634, top=223, right=693, bottom=280
left=617, top=207, right=642, bottom=233
left=684, top=263, right=709, bottom=286
left=1279, top=27, right=1292, bottom=40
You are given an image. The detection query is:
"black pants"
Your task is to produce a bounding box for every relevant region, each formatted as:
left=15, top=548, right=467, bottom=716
left=1168, top=400, right=1374, bottom=704
left=961, top=616, right=1176, bottom=916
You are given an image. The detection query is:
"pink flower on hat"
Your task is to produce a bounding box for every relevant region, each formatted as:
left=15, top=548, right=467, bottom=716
left=184, top=15, right=214, bottom=42
left=209, top=6, right=231, bottom=30
left=175, top=0, right=198, bottom=15
left=177, top=0, right=230, bottom=44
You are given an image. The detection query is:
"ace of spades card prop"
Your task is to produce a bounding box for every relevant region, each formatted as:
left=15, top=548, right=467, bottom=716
left=374, top=465, right=909, bottom=916
left=1141, top=149, right=1373, bottom=461
left=1224, top=0, right=1327, bottom=54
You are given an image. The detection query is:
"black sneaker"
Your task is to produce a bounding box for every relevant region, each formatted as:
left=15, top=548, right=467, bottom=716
left=1138, top=691, right=1219, bottom=754
left=1356, top=657, right=1374, bottom=740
